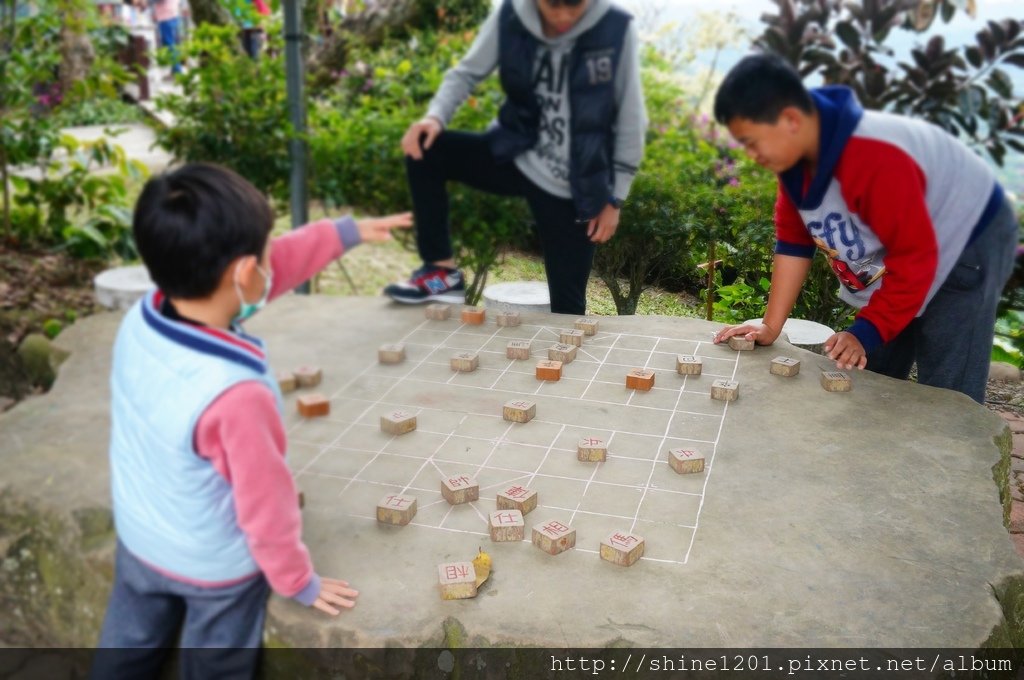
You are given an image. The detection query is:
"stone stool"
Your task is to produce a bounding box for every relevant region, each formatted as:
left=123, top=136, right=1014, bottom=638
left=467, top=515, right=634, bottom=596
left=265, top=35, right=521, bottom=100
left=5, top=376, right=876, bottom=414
left=94, top=265, right=154, bottom=310
left=744, top=317, right=835, bottom=355
left=482, top=281, right=550, bottom=313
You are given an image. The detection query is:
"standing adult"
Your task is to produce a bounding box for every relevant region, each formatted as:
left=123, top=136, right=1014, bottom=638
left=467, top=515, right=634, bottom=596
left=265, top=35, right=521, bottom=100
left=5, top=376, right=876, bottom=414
left=383, top=0, right=646, bottom=314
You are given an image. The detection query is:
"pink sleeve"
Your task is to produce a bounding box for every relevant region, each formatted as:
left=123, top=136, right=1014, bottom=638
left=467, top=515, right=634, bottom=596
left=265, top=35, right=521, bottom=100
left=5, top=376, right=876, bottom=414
left=267, top=219, right=345, bottom=301
left=194, top=382, right=320, bottom=604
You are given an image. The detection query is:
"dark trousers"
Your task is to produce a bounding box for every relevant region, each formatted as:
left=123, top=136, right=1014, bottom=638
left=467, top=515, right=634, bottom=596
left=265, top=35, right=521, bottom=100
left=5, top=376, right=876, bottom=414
left=866, top=198, right=1019, bottom=403
left=92, top=540, right=270, bottom=680
left=406, top=129, right=595, bottom=315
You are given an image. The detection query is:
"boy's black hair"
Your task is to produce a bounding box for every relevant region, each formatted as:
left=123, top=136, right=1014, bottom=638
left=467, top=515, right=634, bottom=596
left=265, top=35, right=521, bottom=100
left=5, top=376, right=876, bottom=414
left=713, top=52, right=815, bottom=126
left=541, top=0, right=585, bottom=7
left=133, top=163, right=274, bottom=299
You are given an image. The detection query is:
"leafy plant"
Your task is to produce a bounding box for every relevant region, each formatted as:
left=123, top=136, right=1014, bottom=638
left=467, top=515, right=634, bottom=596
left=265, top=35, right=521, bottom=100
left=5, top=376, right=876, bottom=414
left=994, top=207, right=1024, bottom=368
left=1, top=6, right=62, bottom=243
left=712, top=277, right=771, bottom=324
left=154, top=22, right=292, bottom=201
left=595, top=144, right=692, bottom=316
left=1, top=2, right=142, bottom=257
left=50, top=96, right=143, bottom=128
left=757, top=0, right=1024, bottom=165
left=42, top=318, right=63, bottom=339
left=9, top=135, right=145, bottom=258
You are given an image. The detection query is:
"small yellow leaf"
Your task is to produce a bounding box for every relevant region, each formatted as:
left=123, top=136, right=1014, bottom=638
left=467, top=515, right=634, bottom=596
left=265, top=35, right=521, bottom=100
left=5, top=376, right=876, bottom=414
left=472, top=547, right=491, bottom=588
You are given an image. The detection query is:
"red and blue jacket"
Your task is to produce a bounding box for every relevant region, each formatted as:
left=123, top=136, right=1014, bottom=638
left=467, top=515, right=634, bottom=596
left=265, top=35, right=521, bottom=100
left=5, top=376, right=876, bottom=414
left=775, top=86, right=1004, bottom=352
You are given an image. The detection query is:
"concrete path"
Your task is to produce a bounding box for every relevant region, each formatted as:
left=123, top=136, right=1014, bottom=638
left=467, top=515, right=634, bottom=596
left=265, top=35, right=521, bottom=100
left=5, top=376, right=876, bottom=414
left=61, top=124, right=172, bottom=174
left=0, top=296, right=1019, bottom=649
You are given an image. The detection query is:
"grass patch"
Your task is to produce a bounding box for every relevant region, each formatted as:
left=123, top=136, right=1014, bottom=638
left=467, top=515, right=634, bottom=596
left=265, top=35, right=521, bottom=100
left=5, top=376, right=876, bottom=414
left=273, top=210, right=704, bottom=318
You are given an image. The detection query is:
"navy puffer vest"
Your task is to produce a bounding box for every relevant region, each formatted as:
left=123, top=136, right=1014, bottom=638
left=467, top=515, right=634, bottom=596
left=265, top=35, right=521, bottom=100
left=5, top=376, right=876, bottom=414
left=489, top=0, right=631, bottom=220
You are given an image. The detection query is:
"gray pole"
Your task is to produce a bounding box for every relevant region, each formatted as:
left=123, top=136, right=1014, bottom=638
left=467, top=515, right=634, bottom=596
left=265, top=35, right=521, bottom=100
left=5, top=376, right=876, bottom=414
left=284, top=0, right=309, bottom=294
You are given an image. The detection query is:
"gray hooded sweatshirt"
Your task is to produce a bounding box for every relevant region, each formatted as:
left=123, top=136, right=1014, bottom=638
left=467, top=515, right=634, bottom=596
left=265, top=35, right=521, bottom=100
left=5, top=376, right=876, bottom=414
left=425, top=0, right=647, bottom=202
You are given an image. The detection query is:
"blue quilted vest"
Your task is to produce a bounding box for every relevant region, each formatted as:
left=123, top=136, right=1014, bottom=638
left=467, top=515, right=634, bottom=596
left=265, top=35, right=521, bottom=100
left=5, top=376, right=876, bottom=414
left=490, top=0, right=631, bottom=220
left=108, top=291, right=282, bottom=581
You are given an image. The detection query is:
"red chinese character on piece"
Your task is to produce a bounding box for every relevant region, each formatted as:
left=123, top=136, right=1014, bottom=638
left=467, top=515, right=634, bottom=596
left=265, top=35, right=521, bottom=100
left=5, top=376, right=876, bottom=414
left=610, top=533, right=636, bottom=548
left=386, top=495, right=410, bottom=508
left=444, top=564, right=470, bottom=580
left=583, top=437, right=602, bottom=446
left=681, top=450, right=695, bottom=458
left=449, top=476, right=470, bottom=487
left=513, top=401, right=528, bottom=408
left=505, top=486, right=528, bottom=499
left=393, top=411, right=407, bottom=419
left=544, top=521, right=569, bottom=535
left=496, top=512, right=518, bottom=525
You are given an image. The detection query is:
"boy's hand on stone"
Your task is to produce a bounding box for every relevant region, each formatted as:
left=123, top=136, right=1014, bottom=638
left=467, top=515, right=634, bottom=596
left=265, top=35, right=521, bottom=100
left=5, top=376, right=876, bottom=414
left=825, top=332, right=867, bottom=370
left=356, top=213, right=413, bottom=242
left=401, top=117, right=443, bottom=160
left=587, top=204, right=620, bottom=244
left=312, top=577, right=359, bottom=616
left=713, top=323, right=777, bottom=346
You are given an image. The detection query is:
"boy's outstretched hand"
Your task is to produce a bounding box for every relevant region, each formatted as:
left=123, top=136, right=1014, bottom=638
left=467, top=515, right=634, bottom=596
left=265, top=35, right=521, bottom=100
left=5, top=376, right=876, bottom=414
left=824, top=331, right=867, bottom=371
left=313, top=577, right=359, bottom=616
left=713, top=322, right=779, bottom=346
left=356, top=213, right=413, bottom=243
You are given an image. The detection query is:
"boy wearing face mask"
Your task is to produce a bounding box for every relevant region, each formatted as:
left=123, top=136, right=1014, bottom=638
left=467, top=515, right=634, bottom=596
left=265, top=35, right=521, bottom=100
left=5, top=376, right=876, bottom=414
left=93, top=163, right=410, bottom=675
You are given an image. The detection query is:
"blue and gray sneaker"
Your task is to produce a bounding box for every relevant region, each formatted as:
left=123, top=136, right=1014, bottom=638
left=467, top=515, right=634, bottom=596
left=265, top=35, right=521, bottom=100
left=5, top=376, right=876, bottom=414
left=384, top=264, right=466, bottom=304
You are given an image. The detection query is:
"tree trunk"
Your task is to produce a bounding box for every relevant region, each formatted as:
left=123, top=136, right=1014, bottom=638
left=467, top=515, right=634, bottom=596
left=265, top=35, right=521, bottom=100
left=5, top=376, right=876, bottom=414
left=1, top=148, right=10, bottom=243
left=59, top=5, right=94, bottom=97
left=600, top=273, right=622, bottom=312
left=188, top=0, right=233, bottom=26
left=309, top=0, right=422, bottom=81
left=705, top=240, right=716, bottom=321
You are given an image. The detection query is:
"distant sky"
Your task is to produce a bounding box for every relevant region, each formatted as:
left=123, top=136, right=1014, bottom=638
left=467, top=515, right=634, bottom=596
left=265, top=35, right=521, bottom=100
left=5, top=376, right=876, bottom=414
left=619, top=0, right=1023, bottom=75
left=612, top=0, right=1023, bottom=191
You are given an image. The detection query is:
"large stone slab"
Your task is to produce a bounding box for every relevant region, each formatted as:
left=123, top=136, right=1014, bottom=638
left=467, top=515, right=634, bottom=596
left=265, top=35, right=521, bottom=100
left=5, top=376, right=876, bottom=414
left=0, top=295, right=1018, bottom=649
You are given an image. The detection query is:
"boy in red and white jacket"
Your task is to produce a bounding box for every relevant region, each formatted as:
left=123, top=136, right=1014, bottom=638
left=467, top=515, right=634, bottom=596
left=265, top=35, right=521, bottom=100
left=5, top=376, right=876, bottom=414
left=711, top=52, right=1017, bottom=403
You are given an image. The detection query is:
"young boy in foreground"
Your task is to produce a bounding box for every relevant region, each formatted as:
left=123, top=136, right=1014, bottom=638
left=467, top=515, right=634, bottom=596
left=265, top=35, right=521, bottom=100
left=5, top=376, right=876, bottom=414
left=93, top=163, right=411, bottom=676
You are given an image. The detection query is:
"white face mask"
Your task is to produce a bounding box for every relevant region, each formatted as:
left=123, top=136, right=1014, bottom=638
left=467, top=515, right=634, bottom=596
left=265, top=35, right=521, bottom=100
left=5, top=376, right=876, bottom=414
left=232, top=261, right=272, bottom=325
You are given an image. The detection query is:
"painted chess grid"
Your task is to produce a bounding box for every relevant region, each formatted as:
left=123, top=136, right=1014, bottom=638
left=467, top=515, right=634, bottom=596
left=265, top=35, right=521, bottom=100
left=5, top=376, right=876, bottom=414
left=286, top=316, right=740, bottom=565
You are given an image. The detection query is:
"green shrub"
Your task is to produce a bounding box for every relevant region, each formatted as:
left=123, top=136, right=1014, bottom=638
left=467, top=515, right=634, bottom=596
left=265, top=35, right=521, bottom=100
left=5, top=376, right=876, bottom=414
left=1, top=1, right=141, bottom=258
left=50, top=97, right=144, bottom=128
left=994, top=208, right=1024, bottom=368
left=9, top=135, right=144, bottom=259
left=154, top=22, right=292, bottom=202
left=713, top=277, right=770, bottom=324
left=757, top=2, right=1023, bottom=167
left=42, top=319, right=63, bottom=339
left=595, top=130, right=692, bottom=315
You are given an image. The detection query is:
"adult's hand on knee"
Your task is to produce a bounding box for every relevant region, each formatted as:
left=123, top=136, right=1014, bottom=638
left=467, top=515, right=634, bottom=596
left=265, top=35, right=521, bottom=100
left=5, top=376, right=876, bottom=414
left=401, top=117, right=443, bottom=160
